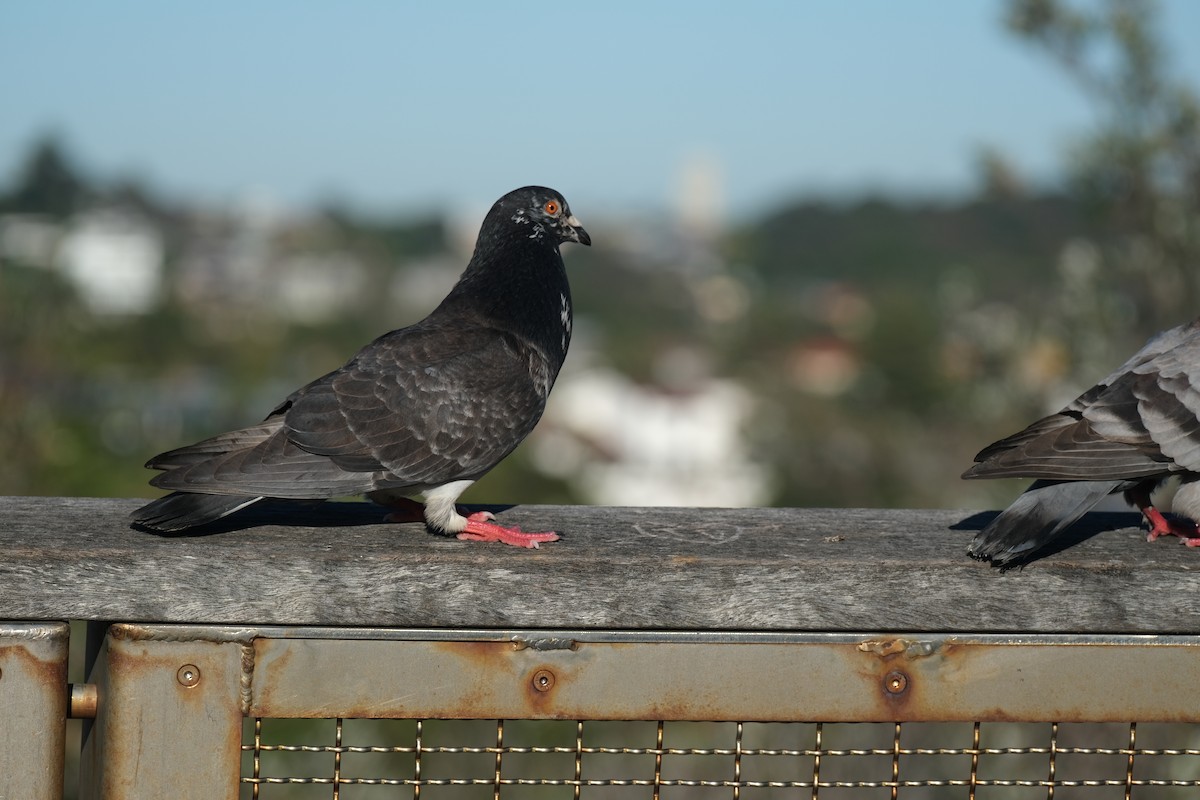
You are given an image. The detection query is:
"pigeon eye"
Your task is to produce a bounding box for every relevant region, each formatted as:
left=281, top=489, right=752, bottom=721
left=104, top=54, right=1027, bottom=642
left=544, top=200, right=560, bottom=215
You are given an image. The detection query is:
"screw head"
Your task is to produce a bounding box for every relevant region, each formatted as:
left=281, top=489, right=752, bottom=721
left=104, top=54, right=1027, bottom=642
left=531, top=669, right=555, bottom=692
left=177, top=664, right=201, bottom=688
left=884, top=670, right=908, bottom=695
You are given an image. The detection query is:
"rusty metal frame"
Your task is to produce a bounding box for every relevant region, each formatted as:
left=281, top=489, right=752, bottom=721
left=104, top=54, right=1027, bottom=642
left=79, top=624, right=247, bottom=800
left=68, top=623, right=1200, bottom=798
left=0, top=622, right=70, bottom=800
left=101, top=625, right=1200, bottom=723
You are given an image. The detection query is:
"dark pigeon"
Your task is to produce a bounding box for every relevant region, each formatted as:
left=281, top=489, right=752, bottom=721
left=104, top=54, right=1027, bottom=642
left=132, top=186, right=590, bottom=547
left=963, top=318, right=1200, bottom=567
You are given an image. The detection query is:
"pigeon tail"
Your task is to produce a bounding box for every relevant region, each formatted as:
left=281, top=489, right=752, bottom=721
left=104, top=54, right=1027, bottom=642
left=131, top=492, right=263, bottom=532
left=968, top=479, right=1125, bottom=567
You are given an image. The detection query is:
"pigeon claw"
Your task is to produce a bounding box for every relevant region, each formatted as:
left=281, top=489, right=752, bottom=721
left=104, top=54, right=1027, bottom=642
left=1141, top=505, right=1200, bottom=544
left=456, top=511, right=560, bottom=549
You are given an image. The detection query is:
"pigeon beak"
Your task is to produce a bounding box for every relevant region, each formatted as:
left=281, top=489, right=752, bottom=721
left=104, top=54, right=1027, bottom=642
left=564, top=215, right=591, bottom=246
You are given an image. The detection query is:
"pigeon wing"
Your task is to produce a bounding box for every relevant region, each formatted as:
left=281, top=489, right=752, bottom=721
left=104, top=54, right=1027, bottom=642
left=1083, top=339, right=1200, bottom=472
left=284, top=320, right=553, bottom=487
left=965, top=322, right=1200, bottom=481
left=150, top=323, right=552, bottom=498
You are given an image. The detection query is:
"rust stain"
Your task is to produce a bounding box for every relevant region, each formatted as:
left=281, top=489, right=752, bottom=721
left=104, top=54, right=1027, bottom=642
left=434, top=640, right=523, bottom=715
left=0, top=642, right=69, bottom=692
left=0, top=642, right=69, bottom=714
left=258, top=638, right=291, bottom=671
left=643, top=694, right=725, bottom=722
left=972, top=706, right=1027, bottom=723
left=106, top=640, right=218, bottom=715
left=0, top=639, right=68, bottom=784
left=433, top=639, right=512, bottom=662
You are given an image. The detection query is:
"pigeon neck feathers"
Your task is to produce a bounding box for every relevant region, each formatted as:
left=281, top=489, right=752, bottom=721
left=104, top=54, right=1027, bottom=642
left=443, top=234, right=572, bottom=363
left=437, top=190, right=577, bottom=364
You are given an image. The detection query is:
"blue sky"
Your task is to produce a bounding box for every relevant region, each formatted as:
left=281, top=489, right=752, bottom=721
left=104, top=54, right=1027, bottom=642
left=3, top=2, right=1199, bottom=219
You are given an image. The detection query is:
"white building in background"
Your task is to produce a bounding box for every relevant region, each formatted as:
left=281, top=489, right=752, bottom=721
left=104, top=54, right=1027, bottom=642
left=533, top=367, right=773, bottom=508
left=272, top=252, right=368, bottom=323
left=0, top=214, right=62, bottom=268
left=56, top=208, right=164, bottom=315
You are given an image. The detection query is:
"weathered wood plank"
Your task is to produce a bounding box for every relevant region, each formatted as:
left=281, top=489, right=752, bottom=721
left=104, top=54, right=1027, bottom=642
left=2, top=496, right=1199, bottom=633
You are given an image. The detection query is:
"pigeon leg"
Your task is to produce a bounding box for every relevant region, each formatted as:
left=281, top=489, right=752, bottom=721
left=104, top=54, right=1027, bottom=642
left=456, top=511, right=560, bottom=549
left=1129, top=490, right=1200, bottom=545
left=377, top=496, right=426, bottom=524
left=1141, top=506, right=1200, bottom=545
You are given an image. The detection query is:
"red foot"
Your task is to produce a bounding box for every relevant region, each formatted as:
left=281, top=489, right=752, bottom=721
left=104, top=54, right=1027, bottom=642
left=456, top=511, right=559, bottom=549
left=1141, top=506, right=1200, bottom=546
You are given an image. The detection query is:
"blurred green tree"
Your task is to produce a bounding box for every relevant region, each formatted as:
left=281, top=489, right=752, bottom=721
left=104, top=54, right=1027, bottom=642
left=1, top=134, right=90, bottom=219
left=1007, top=0, right=1200, bottom=336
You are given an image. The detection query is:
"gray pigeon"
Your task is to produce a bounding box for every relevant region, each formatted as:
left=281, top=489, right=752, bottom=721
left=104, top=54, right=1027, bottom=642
left=132, top=186, right=590, bottom=547
left=963, top=318, right=1200, bottom=567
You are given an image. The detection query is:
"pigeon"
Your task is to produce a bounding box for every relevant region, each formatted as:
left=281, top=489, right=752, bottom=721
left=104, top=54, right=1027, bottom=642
left=963, top=317, right=1200, bottom=567
left=131, top=186, right=590, bottom=547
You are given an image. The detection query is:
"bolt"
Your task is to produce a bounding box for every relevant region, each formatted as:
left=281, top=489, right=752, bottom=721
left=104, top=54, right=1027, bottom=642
left=177, top=664, right=201, bottom=688
left=531, top=669, right=555, bottom=692
left=884, top=670, right=908, bottom=695
left=70, top=684, right=99, bottom=719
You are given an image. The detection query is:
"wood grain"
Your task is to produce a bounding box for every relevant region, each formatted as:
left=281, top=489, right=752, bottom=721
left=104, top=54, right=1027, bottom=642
left=3, top=496, right=1199, bottom=632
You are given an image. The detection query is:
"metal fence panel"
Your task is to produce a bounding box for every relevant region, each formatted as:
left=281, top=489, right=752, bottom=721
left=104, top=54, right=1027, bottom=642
left=79, top=626, right=246, bottom=800
left=58, top=624, right=1200, bottom=796
left=0, top=622, right=69, bottom=800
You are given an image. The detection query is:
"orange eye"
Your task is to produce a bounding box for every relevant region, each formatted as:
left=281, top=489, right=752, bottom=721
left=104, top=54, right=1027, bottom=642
left=544, top=200, right=560, bottom=215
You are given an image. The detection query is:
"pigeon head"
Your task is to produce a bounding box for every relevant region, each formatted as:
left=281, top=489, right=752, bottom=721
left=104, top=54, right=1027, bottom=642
left=487, top=186, right=591, bottom=248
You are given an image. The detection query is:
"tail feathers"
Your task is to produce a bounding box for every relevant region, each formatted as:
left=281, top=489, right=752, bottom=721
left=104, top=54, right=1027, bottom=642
left=969, top=479, right=1125, bottom=567
left=131, top=492, right=263, bottom=532
left=145, top=422, right=280, bottom=470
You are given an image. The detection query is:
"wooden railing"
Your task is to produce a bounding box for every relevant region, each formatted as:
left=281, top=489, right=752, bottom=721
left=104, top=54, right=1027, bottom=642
left=4, top=496, right=1198, bottom=632
left=4, top=496, right=1200, bottom=799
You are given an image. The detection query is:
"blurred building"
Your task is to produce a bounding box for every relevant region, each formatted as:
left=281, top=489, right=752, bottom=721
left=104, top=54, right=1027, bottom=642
left=0, top=213, right=61, bottom=268
left=56, top=207, right=164, bottom=315
left=533, top=367, right=772, bottom=507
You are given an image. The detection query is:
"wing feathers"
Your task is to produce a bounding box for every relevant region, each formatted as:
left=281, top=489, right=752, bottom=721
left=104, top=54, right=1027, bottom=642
left=969, top=325, right=1200, bottom=481
left=139, top=321, right=554, bottom=504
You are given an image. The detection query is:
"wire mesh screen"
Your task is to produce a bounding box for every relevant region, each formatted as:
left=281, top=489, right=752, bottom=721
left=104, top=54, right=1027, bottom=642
left=240, top=718, right=1200, bottom=798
